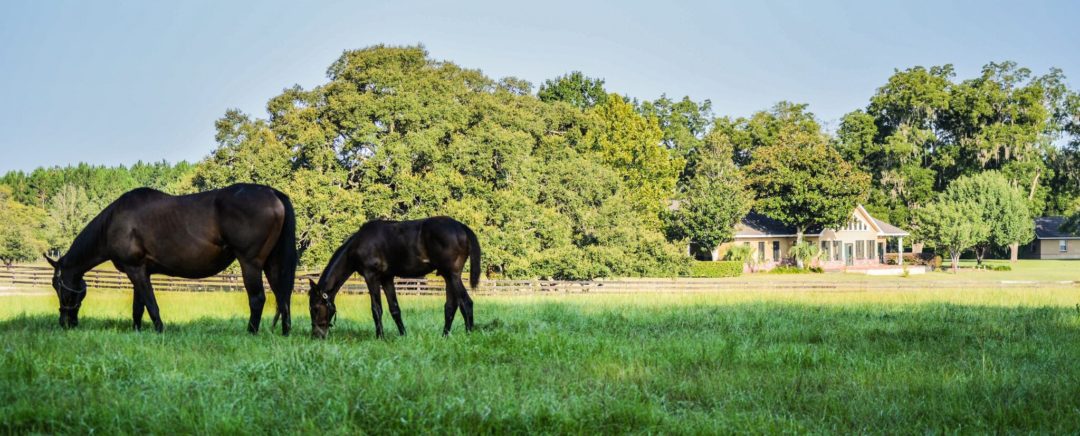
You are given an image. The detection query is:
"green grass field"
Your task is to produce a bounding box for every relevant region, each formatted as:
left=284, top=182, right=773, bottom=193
left=3, top=285, right=1080, bottom=433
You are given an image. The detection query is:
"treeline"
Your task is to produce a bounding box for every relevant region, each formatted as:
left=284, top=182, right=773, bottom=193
left=2, top=46, right=1078, bottom=276
left=0, top=162, right=193, bottom=265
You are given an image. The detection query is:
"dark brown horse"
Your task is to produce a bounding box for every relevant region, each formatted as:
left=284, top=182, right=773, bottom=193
left=45, top=183, right=297, bottom=335
left=308, top=216, right=480, bottom=339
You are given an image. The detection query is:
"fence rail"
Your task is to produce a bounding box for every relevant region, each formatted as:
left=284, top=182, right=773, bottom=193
left=0, top=265, right=1076, bottom=295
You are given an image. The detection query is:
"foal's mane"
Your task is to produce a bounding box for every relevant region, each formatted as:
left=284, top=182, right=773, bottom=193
left=318, top=232, right=360, bottom=291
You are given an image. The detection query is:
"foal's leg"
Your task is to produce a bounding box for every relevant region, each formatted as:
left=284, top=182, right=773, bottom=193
left=449, top=272, right=475, bottom=333
left=239, top=261, right=267, bottom=334
left=364, top=275, right=385, bottom=338
left=126, top=267, right=163, bottom=333
left=381, top=277, right=406, bottom=336
left=442, top=275, right=459, bottom=336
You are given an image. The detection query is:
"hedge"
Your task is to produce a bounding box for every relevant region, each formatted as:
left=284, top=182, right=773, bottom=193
left=884, top=253, right=942, bottom=270
left=690, top=261, right=743, bottom=278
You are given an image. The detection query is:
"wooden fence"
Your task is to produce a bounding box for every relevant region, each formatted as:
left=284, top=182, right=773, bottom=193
left=0, top=265, right=1076, bottom=295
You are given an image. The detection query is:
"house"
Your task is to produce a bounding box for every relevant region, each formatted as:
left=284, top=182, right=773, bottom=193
left=1024, top=217, right=1080, bottom=259
left=712, top=205, right=910, bottom=270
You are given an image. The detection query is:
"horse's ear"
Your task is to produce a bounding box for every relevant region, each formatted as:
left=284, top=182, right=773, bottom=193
left=44, top=254, right=58, bottom=268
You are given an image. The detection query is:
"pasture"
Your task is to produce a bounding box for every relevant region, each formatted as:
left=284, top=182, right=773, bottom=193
left=2, top=286, right=1080, bottom=433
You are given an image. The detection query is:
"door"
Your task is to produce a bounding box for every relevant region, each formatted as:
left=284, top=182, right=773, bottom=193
left=845, top=243, right=854, bottom=266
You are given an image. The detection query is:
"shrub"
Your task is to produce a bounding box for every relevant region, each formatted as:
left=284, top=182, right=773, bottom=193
left=991, top=264, right=1012, bottom=272
left=808, top=266, right=824, bottom=273
left=723, top=245, right=753, bottom=263
left=690, top=261, right=743, bottom=278
left=769, top=266, right=803, bottom=274
left=884, top=253, right=941, bottom=270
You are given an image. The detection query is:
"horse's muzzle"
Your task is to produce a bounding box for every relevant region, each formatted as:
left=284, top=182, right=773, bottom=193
left=58, top=313, right=78, bottom=329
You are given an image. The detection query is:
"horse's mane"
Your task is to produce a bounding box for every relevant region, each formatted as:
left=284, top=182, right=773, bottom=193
left=61, top=201, right=114, bottom=267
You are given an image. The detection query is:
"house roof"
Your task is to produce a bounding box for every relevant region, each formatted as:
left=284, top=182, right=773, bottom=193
left=733, top=211, right=801, bottom=237
left=1034, top=216, right=1080, bottom=239
left=732, top=205, right=909, bottom=238
left=871, top=217, right=909, bottom=236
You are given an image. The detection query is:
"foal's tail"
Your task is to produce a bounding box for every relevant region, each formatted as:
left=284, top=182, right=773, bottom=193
left=463, top=224, right=482, bottom=289
left=269, top=190, right=298, bottom=330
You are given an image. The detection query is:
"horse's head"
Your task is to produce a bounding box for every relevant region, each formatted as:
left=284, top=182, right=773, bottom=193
left=45, top=254, right=86, bottom=329
left=307, top=278, right=336, bottom=339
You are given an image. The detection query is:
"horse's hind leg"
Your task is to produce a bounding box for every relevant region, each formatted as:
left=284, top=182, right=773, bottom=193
left=364, top=275, right=385, bottom=338
left=381, top=277, right=406, bottom=336
left=239, top=261, right=267, bottom=334
left=442, top=275, right=459, bottom=336
left=264, top=265, right=291, bottom=336
left=449, top=272, right=474, bottom=333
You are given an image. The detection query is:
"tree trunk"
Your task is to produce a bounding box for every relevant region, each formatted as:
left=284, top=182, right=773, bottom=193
left=795, top=227, right=804, bottom=269
left=1028, top=167, right=1042, bottom=201
left=975, top=245, right=986, bottom=266
left=1009, top=242, right=1019, bottom=263
left=950, top=249, right=960, bottom=273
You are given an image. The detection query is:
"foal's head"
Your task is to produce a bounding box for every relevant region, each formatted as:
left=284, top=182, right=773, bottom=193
left=307, top=279, right=336, bottom=339
left=45, top=254, right=86, bottom=329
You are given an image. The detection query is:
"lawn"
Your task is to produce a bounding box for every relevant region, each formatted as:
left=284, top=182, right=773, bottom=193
left=2, top=286, right=1080, bottom=434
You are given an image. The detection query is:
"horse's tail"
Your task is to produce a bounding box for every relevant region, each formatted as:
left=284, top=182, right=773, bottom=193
left=463, top=224, right=481, bottom=289
left=269, top=190, right=297, bottom=330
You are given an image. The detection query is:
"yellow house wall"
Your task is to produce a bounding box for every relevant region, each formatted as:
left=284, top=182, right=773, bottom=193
left=1035, top=239, right=1080, bottom=259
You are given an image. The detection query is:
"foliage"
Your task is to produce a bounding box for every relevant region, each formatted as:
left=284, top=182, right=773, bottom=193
left=938, top=171, right=1034, bottom=262
left=788, top=242, right=822, bottom=268
left=0, top=186, right=47, bottom=266
left=1061, top=198, right=1080, bottom=234
left=768, top=265, right=815, bottom=274
left=186, top=46, right=688, bottom=278
left=722, top=244, right=753, bottom=263
left=47, top=184, right=97, bottom=251
left=838, top=62, right=1079, bottom=226
left=743, top=111, right=870, bottom=242
left=912, top=198, right=991, bottom=273
left=662, top=137, right=752, bottom=259
left=637, top=95, right=713, bottom=164
left=537, top=71, right=608, bottom=109
left=689, top=260, right=743, bottom=278
left=0, top=161, right=192, bottom=253
left=884, top=253, right=943, bottom=270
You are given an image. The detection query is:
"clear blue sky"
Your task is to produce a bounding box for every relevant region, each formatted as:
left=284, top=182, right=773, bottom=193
left=2, top=0, right=1078, bottom=173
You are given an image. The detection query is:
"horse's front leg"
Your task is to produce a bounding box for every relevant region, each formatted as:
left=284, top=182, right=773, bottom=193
left=364, top=275, right=384, bottom=338
left=132, top=289, right=145, bottom=331
left=381, top=277, right=406, bottom=336
left=126, top=267, right=163, bottom=333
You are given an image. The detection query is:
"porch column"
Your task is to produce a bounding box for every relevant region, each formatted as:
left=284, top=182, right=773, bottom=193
left=898, top=237, right=904, bottom=266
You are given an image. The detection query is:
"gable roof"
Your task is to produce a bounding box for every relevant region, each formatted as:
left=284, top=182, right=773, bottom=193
left=733, top=205, right=909, bottom=238
left=1034, top=217, right=1080, bottom=239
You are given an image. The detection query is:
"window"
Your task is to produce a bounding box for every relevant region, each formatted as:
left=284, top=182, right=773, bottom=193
left=833, top=241, right=842, bottom=261
left=772, top=241, right=781, bottom=261
left=821, top=241, right=830, bottom=260
left=867, top=241, right=876, bottom=261
left=856, top=241, right=864, bottom=260
left=1061, top=240, right=1069, bottom=253
left=758, top=241, right=765, bottom=261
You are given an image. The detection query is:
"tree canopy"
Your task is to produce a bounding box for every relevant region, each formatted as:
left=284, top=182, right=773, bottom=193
left=2, top=46, right=1078, bottom=274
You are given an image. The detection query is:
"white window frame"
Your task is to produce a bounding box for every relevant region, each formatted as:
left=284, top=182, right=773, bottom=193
left=1061, top=240, right=1069, bottom=253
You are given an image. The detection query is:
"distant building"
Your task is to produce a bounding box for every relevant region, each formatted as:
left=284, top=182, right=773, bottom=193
left=712, top=205, right=910, bottom=271
left=1025, top=217, right=1079, bottom=259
